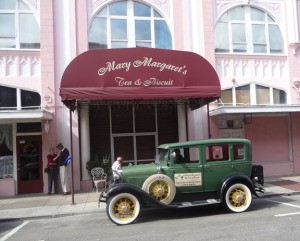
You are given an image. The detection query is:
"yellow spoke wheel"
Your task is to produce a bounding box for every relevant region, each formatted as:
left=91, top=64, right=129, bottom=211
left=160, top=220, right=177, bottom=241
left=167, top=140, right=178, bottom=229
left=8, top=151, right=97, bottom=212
left=142, top=174, right=176, bottom=204
left=107, top=193, right=140, bottom=225
left=149, top=180, right=170, bottom=202
left=225, top=183, right=252, bottom=213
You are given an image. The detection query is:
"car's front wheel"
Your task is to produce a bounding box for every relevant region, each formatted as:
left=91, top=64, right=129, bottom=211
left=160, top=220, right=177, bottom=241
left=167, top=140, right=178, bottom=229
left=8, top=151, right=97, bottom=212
left=224, top=183, right=252, bottom=213
left=107, top=193, right=140, bottom=225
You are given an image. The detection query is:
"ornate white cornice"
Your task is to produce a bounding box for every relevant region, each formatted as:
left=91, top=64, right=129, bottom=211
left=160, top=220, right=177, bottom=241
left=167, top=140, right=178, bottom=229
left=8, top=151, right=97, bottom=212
left=258, top=2, right=282, bottom=21
left=90, top=0, right=170, bottom=17
left=215, top=0, right=282, bottom=22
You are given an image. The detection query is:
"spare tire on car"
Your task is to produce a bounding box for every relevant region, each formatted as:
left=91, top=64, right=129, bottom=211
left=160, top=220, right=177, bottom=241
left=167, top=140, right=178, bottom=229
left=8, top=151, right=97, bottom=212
left=142, top=174, right=176, bottom=204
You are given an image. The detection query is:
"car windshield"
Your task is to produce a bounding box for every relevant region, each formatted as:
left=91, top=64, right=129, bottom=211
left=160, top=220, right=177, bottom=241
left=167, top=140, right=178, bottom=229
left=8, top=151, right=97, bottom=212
left=158, top=149, right=169, bottom=163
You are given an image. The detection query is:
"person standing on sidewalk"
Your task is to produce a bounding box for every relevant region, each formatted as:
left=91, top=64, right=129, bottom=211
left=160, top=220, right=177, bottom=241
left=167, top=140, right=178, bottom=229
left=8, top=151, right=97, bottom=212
left=56, top=143, right=70, bottom=195
left=46, top=147, right=59, bottom=195
left=112, top=156, right=123, bottom=183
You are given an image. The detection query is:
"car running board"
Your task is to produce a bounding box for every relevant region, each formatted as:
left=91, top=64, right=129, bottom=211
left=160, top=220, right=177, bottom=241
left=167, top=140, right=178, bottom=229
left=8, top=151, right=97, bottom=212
left=172, top=199, right=222, bottom=208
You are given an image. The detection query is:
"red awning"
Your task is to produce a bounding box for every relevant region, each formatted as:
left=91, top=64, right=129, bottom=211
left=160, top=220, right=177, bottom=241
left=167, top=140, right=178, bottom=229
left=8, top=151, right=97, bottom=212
left=60, top=48, right=220, bottom=109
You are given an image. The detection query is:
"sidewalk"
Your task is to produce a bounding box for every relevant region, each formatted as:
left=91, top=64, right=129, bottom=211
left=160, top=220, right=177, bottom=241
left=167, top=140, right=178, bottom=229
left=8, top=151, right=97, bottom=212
left=1, top=175, right=300, bottom=222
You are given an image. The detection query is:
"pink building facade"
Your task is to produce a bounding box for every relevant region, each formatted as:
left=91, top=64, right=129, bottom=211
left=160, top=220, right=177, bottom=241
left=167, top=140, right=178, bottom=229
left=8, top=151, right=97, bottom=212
left=0, top=0, right=299, bottom=197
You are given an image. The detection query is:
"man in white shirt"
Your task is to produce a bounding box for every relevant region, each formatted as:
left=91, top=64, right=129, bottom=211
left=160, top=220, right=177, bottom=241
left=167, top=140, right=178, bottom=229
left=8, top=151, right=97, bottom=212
left=112, top=156, right=123, bottom=183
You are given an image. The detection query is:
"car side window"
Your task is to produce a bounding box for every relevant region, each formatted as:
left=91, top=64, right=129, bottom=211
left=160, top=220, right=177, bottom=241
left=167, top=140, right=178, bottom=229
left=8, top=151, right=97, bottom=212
left=205, top=145, right=229, bottom=162
left=233, top=145, right=244, bottom=160
left=172, top=147, right=199, bottom=164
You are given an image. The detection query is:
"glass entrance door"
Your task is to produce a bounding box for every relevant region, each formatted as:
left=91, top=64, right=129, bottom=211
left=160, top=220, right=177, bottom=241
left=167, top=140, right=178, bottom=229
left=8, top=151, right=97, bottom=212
left=17, top=135, right=43, bottom=194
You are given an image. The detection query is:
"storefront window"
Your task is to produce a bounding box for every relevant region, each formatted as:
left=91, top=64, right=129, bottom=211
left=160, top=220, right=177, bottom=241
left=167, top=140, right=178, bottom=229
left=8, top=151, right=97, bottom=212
left=220, top=89, right=233, bottom=104
left=88, top=0, right=172, bottom=49
left=215, top=6, right=283, bottom=54
left=273, top=88, right=286, bottom=104
left=0, top=124, right=13, bottom=179
left=0, top=86, right=17, bottom=110
left=256, top=85, right=270, bottom=104
left=21, top=89, right=41, bottom=109
left=220, top=84, right=286, bottom=106
left=236, top=85, right=250, bottom=104
left=0, top=0, right=40, bottom=49
left=0, top=85, right=41, bottom=110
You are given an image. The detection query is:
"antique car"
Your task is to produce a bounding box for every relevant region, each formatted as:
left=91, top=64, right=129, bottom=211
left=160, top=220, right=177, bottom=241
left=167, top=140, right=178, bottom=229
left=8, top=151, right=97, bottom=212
left=99, top=139, right=264, bottom=225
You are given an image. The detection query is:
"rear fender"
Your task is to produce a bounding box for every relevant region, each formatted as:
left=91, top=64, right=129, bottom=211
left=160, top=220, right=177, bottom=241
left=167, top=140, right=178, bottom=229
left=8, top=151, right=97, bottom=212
left=219, top=174, right=257, bottom=202
left=106, top=183, right=171, bottom=208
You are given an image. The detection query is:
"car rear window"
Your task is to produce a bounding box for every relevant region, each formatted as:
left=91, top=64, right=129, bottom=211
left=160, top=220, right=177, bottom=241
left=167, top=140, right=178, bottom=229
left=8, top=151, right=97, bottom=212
left=205, top=145, right=229, bottom=162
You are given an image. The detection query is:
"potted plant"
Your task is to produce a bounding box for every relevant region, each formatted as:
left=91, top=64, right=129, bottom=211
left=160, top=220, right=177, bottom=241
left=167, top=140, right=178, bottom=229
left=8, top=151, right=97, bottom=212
left=101, top=154, right=112, bottom=177
left=86, top=154, right=112, bottom=177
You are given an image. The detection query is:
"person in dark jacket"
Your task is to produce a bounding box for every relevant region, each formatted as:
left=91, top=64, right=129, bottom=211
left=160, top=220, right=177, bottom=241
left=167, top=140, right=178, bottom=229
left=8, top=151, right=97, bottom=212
left=56, top=143, right=70, bottom=195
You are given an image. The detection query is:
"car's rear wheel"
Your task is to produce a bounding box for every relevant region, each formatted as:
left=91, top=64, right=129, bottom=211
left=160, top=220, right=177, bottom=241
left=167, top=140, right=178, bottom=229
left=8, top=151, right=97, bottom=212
left=142, top=174, right=176, bottom=204
left=224, top=183, right=252, bottom=212
left=107, top=193, right=140, bottom=225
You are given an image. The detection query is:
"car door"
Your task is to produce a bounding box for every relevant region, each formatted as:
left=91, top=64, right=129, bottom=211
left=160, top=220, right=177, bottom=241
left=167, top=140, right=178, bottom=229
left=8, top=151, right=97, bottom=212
left=201, top=143, right=251, bottom=192
left=165, top=146, right=204, bottom=194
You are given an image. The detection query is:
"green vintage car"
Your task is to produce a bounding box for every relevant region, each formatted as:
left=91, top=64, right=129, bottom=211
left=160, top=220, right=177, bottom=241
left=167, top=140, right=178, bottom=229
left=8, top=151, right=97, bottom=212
left=99, top=138, right=264, bottom=225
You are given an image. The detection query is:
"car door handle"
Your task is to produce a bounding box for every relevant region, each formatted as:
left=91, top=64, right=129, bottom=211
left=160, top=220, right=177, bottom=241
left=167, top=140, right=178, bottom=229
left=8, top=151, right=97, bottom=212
left=199, top=165, right=208, bottom=168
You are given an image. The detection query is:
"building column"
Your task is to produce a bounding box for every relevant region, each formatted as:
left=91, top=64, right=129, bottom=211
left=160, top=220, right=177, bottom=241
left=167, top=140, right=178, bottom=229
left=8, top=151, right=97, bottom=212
left=177, top=104, right=187, bottom=142
left=80, top=105, right=91, bottom=180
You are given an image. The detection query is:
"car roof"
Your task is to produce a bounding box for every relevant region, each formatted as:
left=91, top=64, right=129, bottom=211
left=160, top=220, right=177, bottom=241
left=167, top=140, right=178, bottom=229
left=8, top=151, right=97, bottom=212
left=158, top=138, right=251, bottom=149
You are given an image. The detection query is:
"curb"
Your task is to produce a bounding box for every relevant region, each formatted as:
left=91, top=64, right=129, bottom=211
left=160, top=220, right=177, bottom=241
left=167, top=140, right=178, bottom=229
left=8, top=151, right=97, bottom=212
left=0, top=210, right=105, bottom=223
left=258, top=191, right=300, bottom=199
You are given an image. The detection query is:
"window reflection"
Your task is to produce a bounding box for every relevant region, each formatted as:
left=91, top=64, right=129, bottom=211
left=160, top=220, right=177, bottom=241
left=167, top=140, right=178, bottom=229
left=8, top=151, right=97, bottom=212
left=88, top=18, right=107, bottom=49
left=135, top=20, right=151, bottom=40
left=110, top=1, right=127, bottom=16
left=0, top=0, right=16, bottom=10
left=134, top=2, right=151, bottom=17
left=155, top=21, right=172, bottom=49
left=20, top=14, right=40, bottom=49
left=269, top=25, right=283, bottom=54
left=111, top=19, right=127, bottom=40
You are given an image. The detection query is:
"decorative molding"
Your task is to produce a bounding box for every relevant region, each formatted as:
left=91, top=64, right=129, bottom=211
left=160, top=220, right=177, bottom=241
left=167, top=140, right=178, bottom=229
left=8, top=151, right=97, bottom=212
left=24, top=0, right=37, bottom=10
left=0, top=53, right=40, bottom=77
left=149, top=0, right=170, bottom=17
left=91, top=0, right=106, bottom=12
left=216, top=0, right=243, bottom=17
left=215, top=0, right=282, bottom=22
left=258, top=2, right=282, bottom=21
left=289, top=43, right=300, bottom=55
left=90, top=0, right=170, bottom=17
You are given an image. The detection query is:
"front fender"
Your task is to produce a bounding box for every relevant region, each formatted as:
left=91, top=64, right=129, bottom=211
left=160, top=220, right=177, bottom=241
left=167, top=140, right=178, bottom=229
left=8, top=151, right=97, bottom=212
left=106, top=183, right=173, bottom=208
left=219, top=174, right=257, bottom=202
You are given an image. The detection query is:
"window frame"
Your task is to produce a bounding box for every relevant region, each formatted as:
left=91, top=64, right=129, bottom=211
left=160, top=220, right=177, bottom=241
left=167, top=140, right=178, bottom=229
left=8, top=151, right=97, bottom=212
left=88, top=0, right=172, bottom=49
left=220, top=83, right=287, bottom=106
left=215, top=5, right=283, bottom=55
left=0, top=0, right=40, bottom=50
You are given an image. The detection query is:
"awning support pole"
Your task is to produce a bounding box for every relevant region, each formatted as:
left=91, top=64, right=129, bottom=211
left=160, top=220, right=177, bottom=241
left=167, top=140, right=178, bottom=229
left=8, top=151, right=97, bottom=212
left=70, top=108, right=75, bottom=205
left=207, top=104, right=211, bottom=139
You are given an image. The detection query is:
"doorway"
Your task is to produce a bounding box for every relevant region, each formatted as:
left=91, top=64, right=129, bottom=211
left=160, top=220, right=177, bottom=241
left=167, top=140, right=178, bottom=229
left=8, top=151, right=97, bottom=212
left=17, top=135, right=43, bottom=194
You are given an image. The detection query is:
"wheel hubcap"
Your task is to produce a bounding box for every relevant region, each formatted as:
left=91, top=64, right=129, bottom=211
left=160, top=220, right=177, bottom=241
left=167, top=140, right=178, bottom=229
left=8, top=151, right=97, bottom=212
left=149, top=180, right=170, bottom=202
left=112, top=197, right=136, bottom=221
left=228, top=187, right=247, bottom=208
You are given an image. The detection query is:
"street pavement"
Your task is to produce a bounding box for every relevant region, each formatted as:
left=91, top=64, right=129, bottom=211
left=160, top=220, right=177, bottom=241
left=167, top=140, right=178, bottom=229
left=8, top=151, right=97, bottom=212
left=0, top=175, right=300, bottom=222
